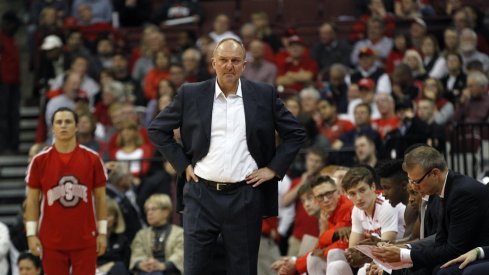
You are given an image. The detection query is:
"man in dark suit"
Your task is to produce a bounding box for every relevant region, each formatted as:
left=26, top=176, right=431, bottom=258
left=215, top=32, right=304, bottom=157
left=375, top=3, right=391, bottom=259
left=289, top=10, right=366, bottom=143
left=372, top=146, right=489, bottom=274
left=147, top=38, right=305, bottom=275
left=440, top=246, right=489, bottom=274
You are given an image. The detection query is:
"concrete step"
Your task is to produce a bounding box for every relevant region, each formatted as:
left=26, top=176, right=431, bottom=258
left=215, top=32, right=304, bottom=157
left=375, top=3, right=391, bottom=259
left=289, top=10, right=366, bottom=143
left=20, top=119, right=38, bottom=130
left=0, top=204, right=21, bottom=215
left=0, top=189, right=25, bottom=199
left=20, top=131, right=36, bottom=143
left=0, top=179, right=26, bottom=190
left=0, top=155, right=28, bottom=166
left=19, top=142, right=33, bottom=154
left=0, top=167, right=26, bottom=178
left=20, top=106, right=40, bottom=117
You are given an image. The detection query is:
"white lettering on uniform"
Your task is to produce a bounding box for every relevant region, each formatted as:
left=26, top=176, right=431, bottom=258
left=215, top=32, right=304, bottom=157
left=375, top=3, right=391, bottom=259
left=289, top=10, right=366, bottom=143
left=47, top=176, right=88, bottom=207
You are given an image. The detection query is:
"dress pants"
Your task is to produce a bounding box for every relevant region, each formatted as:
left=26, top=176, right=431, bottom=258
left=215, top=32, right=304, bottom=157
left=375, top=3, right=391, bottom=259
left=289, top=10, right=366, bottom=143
left=183, top=181, right=263, bottom=275
left=436, top=259, right=489, bottom=275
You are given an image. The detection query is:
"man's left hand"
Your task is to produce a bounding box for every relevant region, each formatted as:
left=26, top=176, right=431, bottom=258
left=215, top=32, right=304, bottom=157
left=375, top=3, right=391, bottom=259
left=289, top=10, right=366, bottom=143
left=96, top=234, right=107, bottom=256
left=372, top=245, right=401, bottom=263
left=246, top=167, right=276, bottom=187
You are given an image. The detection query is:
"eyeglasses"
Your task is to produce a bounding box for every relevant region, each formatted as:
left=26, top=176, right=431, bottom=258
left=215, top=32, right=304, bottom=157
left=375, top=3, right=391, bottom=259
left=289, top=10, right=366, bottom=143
left=314, top=189, right=337, bottom=201
left=145, top=206, right=163, bottom=212
left=408, top=169, right=432, bottom=185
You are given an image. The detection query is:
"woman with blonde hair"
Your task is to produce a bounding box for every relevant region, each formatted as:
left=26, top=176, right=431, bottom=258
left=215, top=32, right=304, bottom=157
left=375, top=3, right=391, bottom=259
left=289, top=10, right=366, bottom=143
left=130, top=194, right=183, bottom=275
left=403, top=49, right=427, bottom=81
left=111, top=120, right=152, bottom=177
left=96, top=197, right=131, bottom=275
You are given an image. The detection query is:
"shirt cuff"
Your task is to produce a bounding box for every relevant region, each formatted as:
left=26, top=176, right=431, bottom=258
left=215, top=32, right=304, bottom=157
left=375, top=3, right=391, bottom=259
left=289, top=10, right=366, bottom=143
left=478, top=247, right=485, bottom=259
left=400, top=248, right=413, bottom=264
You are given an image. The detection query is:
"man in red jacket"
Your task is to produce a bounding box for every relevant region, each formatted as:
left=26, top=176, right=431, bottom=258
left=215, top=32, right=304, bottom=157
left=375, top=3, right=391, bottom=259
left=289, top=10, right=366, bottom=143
left=275, top=176, right=354, bottom=274
left=0, top=11, right=21, bottom=154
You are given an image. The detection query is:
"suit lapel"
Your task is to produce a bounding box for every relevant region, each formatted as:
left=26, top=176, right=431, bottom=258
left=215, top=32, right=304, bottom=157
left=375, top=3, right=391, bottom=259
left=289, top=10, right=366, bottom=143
left=241, top=79, right=257, bottom=139
left=197, top=80, right=215, bottom=141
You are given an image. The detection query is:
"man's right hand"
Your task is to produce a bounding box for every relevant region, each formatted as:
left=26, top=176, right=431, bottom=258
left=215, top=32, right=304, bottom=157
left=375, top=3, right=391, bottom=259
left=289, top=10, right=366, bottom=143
left=185, top=165, right=199, bottom=182
left=27, top=236, right=43, bottom=257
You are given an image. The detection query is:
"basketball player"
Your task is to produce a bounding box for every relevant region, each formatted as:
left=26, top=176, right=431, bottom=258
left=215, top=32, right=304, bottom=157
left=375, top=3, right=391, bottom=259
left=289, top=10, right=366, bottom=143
left=25, top=107, right=108, bottom=275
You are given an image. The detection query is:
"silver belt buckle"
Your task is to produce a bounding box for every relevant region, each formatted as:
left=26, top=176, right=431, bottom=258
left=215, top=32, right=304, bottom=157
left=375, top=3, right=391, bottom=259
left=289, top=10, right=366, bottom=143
left=216, top=183, right=226, bottom=191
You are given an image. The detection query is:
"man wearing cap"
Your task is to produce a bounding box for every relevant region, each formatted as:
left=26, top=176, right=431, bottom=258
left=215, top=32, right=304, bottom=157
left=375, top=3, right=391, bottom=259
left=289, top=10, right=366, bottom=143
left=350, top=17, right=393, bottom=66
left=409, top=17, right=427, bottom=50
left=276, top=35, right=319, bottom=93
left=350, top=47, right=390, bottom=91
left=347, top=78, right=381, bottom=121
left=35, top=35, right=65, bottom=93
left=0, top=11, right=21, bottom=154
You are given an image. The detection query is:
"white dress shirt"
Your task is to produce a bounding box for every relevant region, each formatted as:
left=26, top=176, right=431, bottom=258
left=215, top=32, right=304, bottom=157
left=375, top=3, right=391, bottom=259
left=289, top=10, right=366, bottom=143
left=194, top=80, right=258, bottom=182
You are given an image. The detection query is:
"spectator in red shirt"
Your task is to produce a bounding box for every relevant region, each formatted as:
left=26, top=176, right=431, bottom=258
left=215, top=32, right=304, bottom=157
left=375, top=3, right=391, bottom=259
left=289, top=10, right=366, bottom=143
left=372, top=93, right=400, bottom=139
left=276, top=35, right=318, bottom=93
left=0, top=11, right=21, bottom=153
left=317, top=98, right=354, bottom=144
left=281, top=148, right=325, bottom=256
left=274, top=175, right=353, bottom=275
left=143, top=50, right=170, bottom=101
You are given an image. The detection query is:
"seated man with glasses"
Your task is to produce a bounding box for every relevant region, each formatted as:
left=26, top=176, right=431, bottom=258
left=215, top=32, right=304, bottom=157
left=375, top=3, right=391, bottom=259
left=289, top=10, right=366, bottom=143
left=304, top=175, right=355, bottom=274
left=325, top=166, right=402, bottom=275
left=372, top=145, right=489, bottom=274
left=273, top=175, right=354, bottom=275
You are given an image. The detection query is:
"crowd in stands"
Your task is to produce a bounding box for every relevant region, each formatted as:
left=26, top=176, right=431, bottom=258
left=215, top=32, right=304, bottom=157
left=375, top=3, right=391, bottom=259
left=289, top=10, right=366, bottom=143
left=2, top=0, right=489, bottom=274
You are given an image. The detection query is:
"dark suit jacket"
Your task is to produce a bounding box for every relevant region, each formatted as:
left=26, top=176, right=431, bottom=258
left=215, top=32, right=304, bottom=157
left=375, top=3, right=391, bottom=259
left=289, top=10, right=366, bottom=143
left=411, top=170, right=489, bottom=270
left=148, top=78, right=306, bottom=216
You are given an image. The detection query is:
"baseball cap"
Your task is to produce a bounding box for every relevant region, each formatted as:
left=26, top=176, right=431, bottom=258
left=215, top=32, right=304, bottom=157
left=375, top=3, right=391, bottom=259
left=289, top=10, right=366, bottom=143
left=412, top=17, right=427, bottom=28
left=41, top=35, right=63, bottom=50
left=358, top=47, right=375, bottom=58
left=288, top=35, right=305, bottom=46
left=358, top=78, right=375, bottom=90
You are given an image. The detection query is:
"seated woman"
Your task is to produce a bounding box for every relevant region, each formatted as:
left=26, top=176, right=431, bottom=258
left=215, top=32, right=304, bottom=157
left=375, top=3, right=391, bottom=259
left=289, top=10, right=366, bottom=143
left=130, top=194, right=184, bottom=275
left=144, top=79, right=175, bottom=127
left=97, top=197, right=131, bottom=275
left=111, top=120, right=153, bottom=177
left=17, top=252, right=42, bottom=275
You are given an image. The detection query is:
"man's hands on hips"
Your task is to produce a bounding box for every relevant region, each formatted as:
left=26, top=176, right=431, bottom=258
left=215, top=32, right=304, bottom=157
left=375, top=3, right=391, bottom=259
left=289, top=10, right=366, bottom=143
left=185, top=165, right=198, bottom=182
left=97, top=234, right=107, bottom=256
left=246, top=167, right=277, bottom=187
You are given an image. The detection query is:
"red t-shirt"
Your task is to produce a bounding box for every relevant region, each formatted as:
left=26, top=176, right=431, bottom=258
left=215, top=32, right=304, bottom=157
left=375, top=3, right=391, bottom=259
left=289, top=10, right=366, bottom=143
left=276, top=55, right=318, bottom=92
left=26, top=144, right=107, bottom=250
left=372, top=116, right=400, bottom=139
left=319, top=118, right=355, bottom=143
left=295, top=195, right=353, bottom=273
left=0, top=31, right=20, bottom=84
left=289, top=178, right=319, bottom=241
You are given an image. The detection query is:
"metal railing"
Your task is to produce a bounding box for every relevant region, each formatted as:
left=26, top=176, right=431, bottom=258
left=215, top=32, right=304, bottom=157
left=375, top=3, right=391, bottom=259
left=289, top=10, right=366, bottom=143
left=446, top=123, right=489, bottom=179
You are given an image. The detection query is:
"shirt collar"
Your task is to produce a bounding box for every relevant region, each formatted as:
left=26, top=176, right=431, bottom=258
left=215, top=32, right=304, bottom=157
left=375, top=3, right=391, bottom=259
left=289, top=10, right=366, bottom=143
left=439, top=170, right=449, bottom=199
left=214, top=79, right=242, bottom=99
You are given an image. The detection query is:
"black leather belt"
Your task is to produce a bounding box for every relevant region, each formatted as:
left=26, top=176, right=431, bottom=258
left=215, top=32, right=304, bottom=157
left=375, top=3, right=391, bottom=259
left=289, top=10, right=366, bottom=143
left=198, top=177, right=247, bottom=191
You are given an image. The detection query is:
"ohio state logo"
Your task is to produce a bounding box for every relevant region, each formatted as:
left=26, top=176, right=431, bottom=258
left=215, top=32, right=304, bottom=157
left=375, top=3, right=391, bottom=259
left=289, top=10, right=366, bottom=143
left=47, top=176, right=88, bottom=207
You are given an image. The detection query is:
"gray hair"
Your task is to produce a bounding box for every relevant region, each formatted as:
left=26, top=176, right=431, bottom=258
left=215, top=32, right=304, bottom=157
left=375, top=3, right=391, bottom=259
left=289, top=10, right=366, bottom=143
left=403, top=146, right=447, bottom=172
left=104, top=81, right=126, bottom=102
left=460, top=28, right=477, bottom=41
left=468, top=71, right=489, bottom=88
left=330, top=63, right=349, bottom=76
left=182, top=48, right=201, bottom=61
left=299, top=86, right=320, bottom=100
